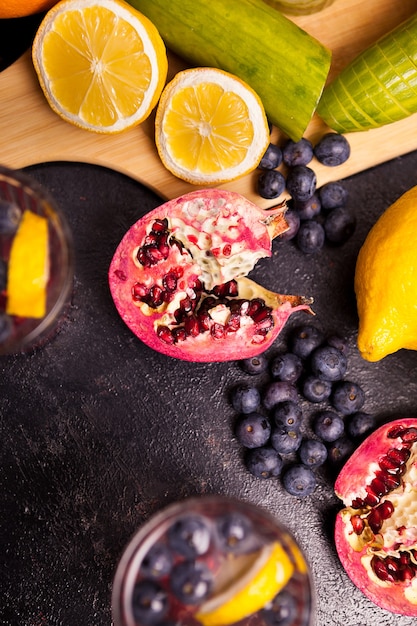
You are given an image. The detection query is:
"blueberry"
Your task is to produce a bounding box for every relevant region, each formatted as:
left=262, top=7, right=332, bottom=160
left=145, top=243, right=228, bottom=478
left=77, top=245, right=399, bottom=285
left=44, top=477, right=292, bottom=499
left=314, top=133, right=350, bottom=166
left=313, top=410, right=345, bottom=442
left=262, top=381, right=298, bottom=411
left=258, top=170, right=286, bottom=199
left=331, top=381, right=365, bottom=415
left=168, top=515, right=211, bottom=558
left=271, top=427, right=302, bottom=454
left=132, top=580, right=169, bottom=625
left=327, top=436, right=355, bottom=466
left=235, top=412, right=271, bottom=448
left=0, top=313, right=13, bottom=344
left=319, top=181, right=349, bottom=209
left=230, top=384, right=260, bottom=414
left=240, top=353, right=268, bottom=375
left=273, top=401, right=303, bottom=430
left=326, top=334, right=348, bottom=354
left=259, top=143, right=283, bottom=170
left=310, top=345, right=347, bottom=381
left=301, top=375, right=332, bottom=403
left=270, top=352, right=303, bottom=383
left=282, top=138, right=314, bottom=167
left=282, top=464, right=316, bottom=497
left=296, top=220, right=325, bottom=254
left=0, top=200, right=21, bottom=235
left=286, top=165, right=316, bottom=202
left=141, top=543, right=173, bottom=579
left=346, top=412, right=376, bottom=439
left=278, top=207, right=300, bottom=241
left=324, top=206, right=356, bottom=245
left=170, top=560, right=213, bottom=604
left=245, top=446, right=284, bottom=479
left=292, top=193, right=321, bottom=221
left=0, top=258, right=7, bottom=291
left=262, top=589, right=297, bottom=626
left=216, top=512, right=253, bottom=551
left=299, top=438, right=328, bottom=468
left=290, top=325, right=324, bottom=360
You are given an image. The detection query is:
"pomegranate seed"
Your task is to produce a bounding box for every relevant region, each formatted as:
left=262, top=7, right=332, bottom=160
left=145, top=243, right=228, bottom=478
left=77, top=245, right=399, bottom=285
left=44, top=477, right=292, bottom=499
left=174, top=308, right=185, bottom=324
left=162, top=271, right=178, bottom=292
left=364, top=486, right=380, bottom=507
left=157, top=326, right=174, bottom=344
left=184, top=315, right=200, bottom=337
left=212, top=280, right=238, bottom=298
left=180, top=296, right=193, bottom=313
left=371, top=556, right=396, bottom=583
left=374, top=469, right=401, bottom=491
left=401, top=427, right=417, bottom=443
left=387, top=425, right=408, bottom=439
left=145, top=246, right=165, bottom=265
left=144, top=233, right=159, bottom=246
left=223, top=243, right=232, bottom=256
left=251, top=306, right=273, bottom=324
left=367, top=508, right=382, bottom=533
left=172, top=327, right=187, bottom=342
left=350, top=514, right=365, bottom=534
left=387, top=447, right=411, bottom=465
left=211, top=323, right=225, bottom=339
left=377, top=500, right=394, bottom=520
left=197, top=311, right=211, bottom=331
left=400, top=566, right=415, bottom=582
left=351, top=497, right=366, bottom=509
left=132, top=282, right=149, bottom=301
left=226, top=313, right=241, bottom=333
left=247, top=298, right=266, bottom=318
left=136, top=247, right=151, bottom=267
left=149, top=285, right=165, bottom=307
left=370, top=477, right=388, bottom=497
left=151, top=218, right=168, bottom=233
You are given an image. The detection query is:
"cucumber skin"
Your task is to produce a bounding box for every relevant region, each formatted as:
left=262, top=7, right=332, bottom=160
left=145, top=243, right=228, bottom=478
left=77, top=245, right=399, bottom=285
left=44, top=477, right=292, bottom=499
left=127, top=0, right=331, bottom=141
left=317, top=13, right=417, bottom=133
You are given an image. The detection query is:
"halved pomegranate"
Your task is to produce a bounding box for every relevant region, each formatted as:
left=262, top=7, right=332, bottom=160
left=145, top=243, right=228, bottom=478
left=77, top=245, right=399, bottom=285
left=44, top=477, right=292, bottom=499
left=108, top=189, right=312, bottom=362
left=334, top=418, right=417, bottom=616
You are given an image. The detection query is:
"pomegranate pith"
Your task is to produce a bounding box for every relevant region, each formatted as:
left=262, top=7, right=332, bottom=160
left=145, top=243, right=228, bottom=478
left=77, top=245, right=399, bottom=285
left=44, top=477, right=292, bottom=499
left=108, top=189, right=313, bottom=362
left=334, top=418, right=417, bottom=616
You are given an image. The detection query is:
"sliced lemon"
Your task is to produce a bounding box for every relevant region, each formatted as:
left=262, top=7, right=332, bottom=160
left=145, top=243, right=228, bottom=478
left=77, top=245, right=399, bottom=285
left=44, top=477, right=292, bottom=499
left=196, top=541, right=294, bottom=626
left=32, top=0, right=168, bottom=133
left=155, top=67, right=270, bottom=185
left=6, top=210, right=49, bottom=318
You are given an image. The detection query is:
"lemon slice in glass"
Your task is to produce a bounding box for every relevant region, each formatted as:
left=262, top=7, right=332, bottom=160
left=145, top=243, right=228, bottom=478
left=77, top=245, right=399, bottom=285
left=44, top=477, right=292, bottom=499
left=196, top=541, right=294, bottom=626
left=6, top=210, right=49, bottom=318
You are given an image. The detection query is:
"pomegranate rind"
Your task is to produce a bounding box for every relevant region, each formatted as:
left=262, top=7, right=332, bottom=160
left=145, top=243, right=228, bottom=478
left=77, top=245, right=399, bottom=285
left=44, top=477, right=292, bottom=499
left=108, top=189, right=312, bottom=362
left=334, top=418, right=417, bottom=617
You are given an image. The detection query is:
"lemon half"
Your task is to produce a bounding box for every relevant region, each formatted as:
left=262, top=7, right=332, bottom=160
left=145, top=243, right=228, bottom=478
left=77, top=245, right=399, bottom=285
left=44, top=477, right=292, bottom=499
left=155, top=67, right=270, bottom=185
left=195, top=542, right=294, bottom=626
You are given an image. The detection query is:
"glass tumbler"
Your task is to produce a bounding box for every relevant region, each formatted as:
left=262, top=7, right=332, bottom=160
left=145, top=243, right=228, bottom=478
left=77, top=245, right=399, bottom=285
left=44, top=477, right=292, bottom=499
left=0, top=164, right=74, bottom=355
left=112, top=496, right=314, bottom=626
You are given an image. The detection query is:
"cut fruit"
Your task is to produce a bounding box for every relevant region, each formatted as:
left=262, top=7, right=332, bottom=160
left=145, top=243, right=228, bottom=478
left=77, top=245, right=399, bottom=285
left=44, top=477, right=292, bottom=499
left=195, top=541, right=294, bottom=626
left=6, top=210, right=49, bottom=318
left=155, top=68, right=270, bottom=185
left=32, top=0, right=168, bottom=133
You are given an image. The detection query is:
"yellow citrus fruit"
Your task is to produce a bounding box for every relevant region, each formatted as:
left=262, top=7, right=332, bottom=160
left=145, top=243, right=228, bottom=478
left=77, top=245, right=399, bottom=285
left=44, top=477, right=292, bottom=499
left=155, top=67, right=270, bottom=185
left=32, top=0, right=168, bottom=133
left=355, top=185, right=417, bottom=361
left=6, top=211, right=49, bottom=319
left=0, top=0, right=57, bottom=18
left=195, top=541, right=294, bottom=626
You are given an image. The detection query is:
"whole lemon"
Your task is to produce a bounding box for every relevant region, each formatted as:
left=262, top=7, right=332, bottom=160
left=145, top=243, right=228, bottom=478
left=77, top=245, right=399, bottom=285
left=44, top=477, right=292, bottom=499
left=355, top=185, right=417, bottom=361
left=0, top=0, right=58, bottom=19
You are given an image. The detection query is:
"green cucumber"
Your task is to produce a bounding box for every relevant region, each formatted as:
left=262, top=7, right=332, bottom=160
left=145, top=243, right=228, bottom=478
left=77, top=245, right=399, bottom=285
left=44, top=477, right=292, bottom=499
left=317, top=13, right=417, bottom=133
left=126, top=0, right=331, bottom=141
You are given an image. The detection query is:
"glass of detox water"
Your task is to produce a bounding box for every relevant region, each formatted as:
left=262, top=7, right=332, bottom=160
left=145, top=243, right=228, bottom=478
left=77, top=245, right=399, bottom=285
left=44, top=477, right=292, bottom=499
left=112, top=496, right=313, bottom=626
left=0, top=164, right=74, bottom=355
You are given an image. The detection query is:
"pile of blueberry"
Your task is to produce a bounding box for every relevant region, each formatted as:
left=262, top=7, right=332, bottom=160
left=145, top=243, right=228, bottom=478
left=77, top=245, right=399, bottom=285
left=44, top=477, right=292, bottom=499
left=257, top=134, right=356, bottom=254
left=230, top=324, right=376, bottom=498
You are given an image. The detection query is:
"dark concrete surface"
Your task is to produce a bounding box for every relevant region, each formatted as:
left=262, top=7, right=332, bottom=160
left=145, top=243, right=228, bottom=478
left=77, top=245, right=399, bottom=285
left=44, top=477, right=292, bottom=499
left=1, top=155, right=417, bottom=626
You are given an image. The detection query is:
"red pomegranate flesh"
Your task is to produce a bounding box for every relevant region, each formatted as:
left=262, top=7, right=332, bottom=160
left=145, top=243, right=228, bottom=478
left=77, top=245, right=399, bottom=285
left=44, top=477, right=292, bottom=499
left=108, top=189, right=312, bottom=361
left=334, top=418, right=417, bottom=616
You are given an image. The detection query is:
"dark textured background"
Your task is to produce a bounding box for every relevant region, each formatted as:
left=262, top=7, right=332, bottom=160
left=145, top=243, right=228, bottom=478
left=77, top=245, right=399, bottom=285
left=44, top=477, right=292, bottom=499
left=2, top=14, right=417, bottom=626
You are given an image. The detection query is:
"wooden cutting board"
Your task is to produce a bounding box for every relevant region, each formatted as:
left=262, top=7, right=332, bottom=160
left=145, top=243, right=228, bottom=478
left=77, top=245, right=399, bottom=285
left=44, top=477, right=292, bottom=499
left=1, top=0, right=416, bottom=207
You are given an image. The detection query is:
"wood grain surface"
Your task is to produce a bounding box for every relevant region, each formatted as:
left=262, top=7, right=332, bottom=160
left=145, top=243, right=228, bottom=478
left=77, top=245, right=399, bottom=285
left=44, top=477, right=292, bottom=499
left=0, top=0, right=416, bottom=207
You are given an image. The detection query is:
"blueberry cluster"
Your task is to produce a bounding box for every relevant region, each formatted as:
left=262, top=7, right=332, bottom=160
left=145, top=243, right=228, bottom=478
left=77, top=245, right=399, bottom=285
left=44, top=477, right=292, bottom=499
left=230, top=324, right=375, bottom=498
left=257, top=135, right=355, bottom=254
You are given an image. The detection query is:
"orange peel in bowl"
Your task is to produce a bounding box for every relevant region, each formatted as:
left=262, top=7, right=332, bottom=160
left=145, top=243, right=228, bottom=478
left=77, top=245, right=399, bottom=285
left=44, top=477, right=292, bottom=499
left=6, top=210, right=49, bottom=319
